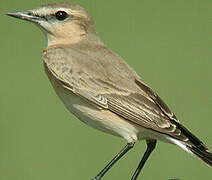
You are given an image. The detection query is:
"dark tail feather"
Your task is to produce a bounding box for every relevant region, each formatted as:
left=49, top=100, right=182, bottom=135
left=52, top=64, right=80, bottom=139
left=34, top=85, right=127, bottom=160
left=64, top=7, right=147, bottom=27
left=176, top=122, right=209, bottom=152
left=187, top=145, right=212, bottom=167
left=174, top=122, right=212, bottom=167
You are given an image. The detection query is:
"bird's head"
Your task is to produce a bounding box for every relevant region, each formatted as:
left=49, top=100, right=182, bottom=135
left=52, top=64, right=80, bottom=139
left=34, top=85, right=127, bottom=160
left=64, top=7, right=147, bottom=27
left=7, top=2, right=100, bottom=46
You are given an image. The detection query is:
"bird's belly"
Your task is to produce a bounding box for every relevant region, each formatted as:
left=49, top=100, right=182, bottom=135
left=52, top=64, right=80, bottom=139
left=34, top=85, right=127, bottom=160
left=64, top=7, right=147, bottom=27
left=56, top=86, right=140, bottom=142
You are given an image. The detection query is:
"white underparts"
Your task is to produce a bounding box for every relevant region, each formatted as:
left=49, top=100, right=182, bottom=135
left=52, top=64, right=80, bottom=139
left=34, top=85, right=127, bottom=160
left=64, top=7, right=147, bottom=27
left=167, top=137, right=193, bottom=155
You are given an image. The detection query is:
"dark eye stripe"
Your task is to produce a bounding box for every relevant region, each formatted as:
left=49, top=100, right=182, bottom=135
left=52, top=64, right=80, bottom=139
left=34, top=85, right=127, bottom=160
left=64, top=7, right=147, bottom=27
left=36, top=14, right=48, bottom=21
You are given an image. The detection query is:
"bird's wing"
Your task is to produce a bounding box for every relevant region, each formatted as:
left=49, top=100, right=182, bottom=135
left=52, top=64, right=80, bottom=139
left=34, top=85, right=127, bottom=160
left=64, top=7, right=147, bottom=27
left=105, top=78, right=189, bottom=141
left=43, top=45, right=187, bottom=141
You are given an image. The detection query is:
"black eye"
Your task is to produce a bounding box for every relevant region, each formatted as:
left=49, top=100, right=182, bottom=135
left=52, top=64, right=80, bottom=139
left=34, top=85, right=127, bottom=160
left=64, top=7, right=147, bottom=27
left=55, top=11, right=68, bottom=21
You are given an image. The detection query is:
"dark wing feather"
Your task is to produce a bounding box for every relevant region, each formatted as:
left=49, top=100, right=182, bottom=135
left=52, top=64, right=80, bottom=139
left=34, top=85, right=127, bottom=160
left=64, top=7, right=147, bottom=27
left=134, top=78, right=210, bottom=151
left=134, top=79, right=179, bottom=122
left=104, top=91, right=187, bottom=141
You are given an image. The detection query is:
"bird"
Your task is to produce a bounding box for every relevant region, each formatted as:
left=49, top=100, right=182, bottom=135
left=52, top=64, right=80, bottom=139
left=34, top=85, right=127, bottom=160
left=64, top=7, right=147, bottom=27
left=7, top=2, right=212, bottom=180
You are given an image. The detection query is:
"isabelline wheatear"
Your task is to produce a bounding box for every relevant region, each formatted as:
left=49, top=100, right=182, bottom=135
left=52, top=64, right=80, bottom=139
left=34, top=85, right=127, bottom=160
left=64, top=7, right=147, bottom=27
left=7, top=2, right=212, bottom=180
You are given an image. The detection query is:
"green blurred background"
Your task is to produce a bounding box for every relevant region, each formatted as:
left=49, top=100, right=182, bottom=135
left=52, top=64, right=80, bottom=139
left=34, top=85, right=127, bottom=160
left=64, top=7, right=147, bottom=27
left=1, top=0, right=211, bottom=179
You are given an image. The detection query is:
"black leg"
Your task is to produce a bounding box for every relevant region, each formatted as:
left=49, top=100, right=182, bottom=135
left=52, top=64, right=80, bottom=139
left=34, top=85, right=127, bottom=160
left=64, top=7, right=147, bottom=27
left=92, top=142, right=135, bottom=180
left=131, top=140, right=157, bottom=180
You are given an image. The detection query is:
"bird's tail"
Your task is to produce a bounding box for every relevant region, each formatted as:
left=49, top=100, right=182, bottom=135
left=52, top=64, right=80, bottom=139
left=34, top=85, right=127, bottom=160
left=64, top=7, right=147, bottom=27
left=171, top=122, right=212, bottom=167
left=187, top=145, right=212, bottom=167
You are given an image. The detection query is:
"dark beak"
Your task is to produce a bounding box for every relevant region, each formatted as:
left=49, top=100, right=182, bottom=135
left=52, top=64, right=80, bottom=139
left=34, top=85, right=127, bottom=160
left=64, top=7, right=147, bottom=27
left=7, top=11, right=43, bottom=23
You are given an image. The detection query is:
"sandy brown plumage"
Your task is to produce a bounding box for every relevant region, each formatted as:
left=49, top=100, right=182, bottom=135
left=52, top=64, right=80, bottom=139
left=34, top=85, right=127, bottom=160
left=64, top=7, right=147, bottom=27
left=8, top=2, right=212, bottom=179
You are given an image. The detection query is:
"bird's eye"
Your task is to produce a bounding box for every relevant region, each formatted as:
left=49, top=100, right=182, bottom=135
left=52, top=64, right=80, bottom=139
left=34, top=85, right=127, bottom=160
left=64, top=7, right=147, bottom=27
left=55, top=11, right=68, bottom=21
